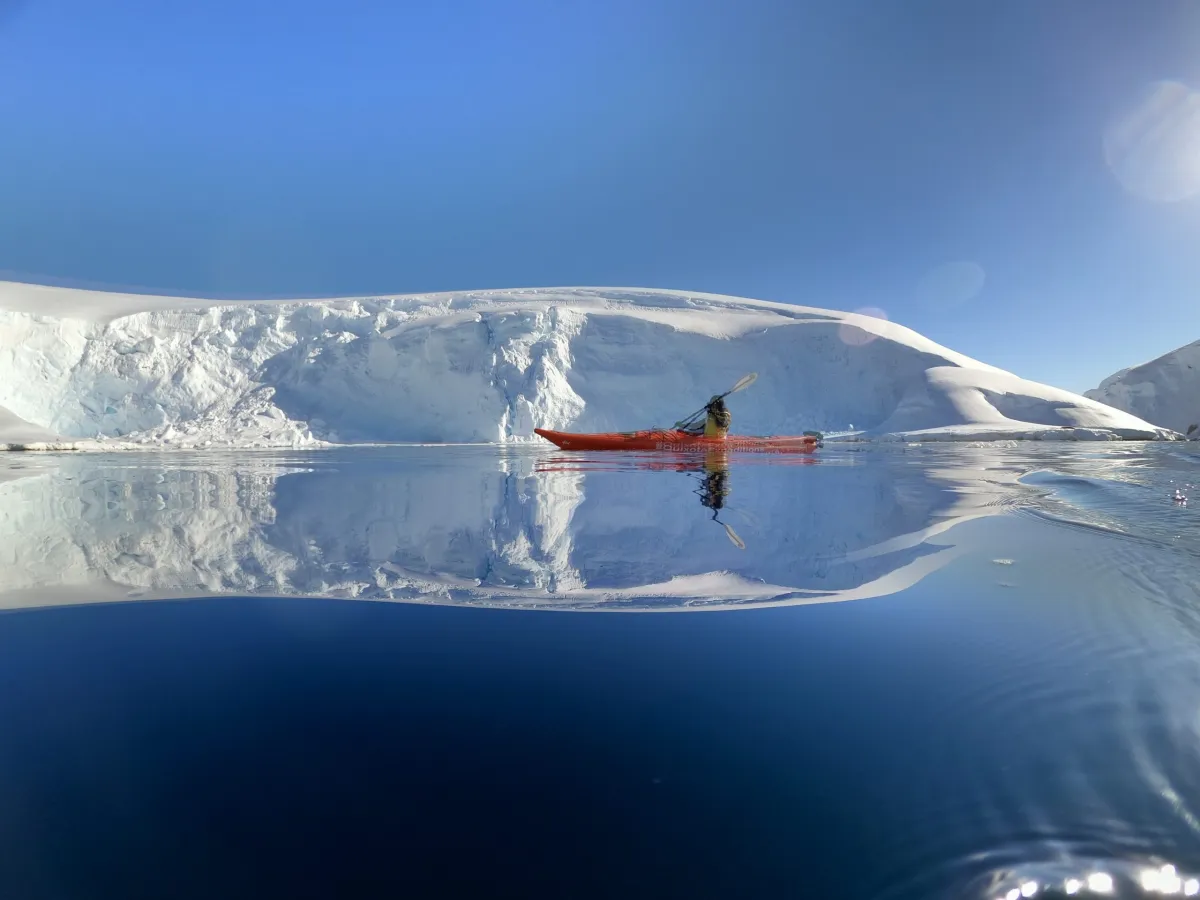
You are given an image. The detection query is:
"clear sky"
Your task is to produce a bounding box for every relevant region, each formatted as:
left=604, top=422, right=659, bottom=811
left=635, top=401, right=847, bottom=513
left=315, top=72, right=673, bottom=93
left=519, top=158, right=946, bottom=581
left=2, top=0, right=1200, bottom=392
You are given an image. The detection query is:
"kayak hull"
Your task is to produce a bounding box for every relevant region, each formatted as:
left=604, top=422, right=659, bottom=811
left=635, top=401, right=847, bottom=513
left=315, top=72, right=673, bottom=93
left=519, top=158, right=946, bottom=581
left=533, top=428, right=820, bottom=453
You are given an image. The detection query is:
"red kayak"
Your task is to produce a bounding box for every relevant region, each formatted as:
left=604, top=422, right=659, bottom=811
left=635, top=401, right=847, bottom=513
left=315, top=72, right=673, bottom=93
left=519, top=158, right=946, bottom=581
left=533, top=427, right=820, bottom=453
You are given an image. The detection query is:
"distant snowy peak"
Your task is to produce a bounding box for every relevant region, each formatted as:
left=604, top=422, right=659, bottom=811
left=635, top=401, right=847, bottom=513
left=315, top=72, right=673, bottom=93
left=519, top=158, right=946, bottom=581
left=1086, top=339, right=1200, bottom=438
left=0, top=281, right=1177, bottom=449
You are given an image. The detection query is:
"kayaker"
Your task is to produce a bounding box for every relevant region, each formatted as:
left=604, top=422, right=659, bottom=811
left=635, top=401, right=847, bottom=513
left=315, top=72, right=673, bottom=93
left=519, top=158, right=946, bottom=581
left=682, top=395, right=732, bottom=439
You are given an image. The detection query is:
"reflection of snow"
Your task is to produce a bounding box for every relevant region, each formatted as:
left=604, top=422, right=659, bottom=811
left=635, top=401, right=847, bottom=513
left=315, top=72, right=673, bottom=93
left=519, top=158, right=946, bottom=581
left=0, top=445, right=1045, bottom=612
left=0, top=461, right=289, bottom=598
left=503, top=453, right=585, bottom=592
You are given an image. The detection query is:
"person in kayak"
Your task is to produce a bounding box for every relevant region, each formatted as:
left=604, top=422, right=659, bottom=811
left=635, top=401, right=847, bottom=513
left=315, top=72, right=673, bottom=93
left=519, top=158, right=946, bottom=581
left=681, top=395, right=732, bottom=439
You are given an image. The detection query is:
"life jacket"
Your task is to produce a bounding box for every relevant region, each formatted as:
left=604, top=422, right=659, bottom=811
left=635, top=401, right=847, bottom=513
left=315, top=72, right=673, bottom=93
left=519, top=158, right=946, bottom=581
left=704, top=406, right=731, bottom=438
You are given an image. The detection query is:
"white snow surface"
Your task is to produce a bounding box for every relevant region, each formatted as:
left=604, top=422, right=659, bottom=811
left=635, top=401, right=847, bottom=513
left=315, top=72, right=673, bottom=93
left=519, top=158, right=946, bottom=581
left=0, top=404, right=60, bottom=446
left=1086, top=339, right=1200, bottom=438
left=0, top=280, right=1175, bottom=449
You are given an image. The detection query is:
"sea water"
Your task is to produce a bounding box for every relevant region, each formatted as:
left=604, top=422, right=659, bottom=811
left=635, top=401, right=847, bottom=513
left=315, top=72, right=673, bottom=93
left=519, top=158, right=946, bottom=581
left=0, top=442, right=1198, bottom=898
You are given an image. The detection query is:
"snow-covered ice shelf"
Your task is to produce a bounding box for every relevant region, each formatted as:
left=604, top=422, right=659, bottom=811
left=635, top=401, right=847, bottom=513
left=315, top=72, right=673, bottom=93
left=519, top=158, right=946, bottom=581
left=0, top=280, right=1177, bottom=450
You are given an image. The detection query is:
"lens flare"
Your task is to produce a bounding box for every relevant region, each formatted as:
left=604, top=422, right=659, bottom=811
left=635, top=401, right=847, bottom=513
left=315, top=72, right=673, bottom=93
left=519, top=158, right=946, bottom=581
left=1104, top=80, right=1200, bottom=202
left=915, top=260, right=986, bottom=311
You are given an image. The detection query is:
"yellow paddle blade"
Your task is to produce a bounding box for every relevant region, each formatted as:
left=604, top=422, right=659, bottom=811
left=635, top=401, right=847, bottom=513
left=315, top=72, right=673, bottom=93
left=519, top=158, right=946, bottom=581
left=726, top=372, right=757, bottom=395
left=722, top=521, right=746, bottom=550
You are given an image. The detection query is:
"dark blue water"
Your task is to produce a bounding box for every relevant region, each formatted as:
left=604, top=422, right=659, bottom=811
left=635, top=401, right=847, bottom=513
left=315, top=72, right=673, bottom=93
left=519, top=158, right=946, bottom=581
left=1, top=444, right=1199, bottom=899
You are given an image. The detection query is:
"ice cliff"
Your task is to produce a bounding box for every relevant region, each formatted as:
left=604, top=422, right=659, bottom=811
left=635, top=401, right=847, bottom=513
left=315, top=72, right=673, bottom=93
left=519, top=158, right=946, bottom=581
left=1086, top=339, right=1200, bottom=439
left=0, top=280, right=1174, bottom=449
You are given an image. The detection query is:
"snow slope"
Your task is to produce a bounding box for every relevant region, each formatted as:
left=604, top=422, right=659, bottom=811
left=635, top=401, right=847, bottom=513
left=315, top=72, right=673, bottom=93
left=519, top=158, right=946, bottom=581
left=0, top=280, right=1175, bottom=449
left=0, top=404, right=61, bottom=446
left=1086, top=339, right=1200, bottom=438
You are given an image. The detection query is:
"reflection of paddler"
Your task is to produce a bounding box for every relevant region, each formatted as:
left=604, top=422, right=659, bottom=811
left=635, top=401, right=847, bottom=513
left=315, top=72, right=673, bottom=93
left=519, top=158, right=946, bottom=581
left=693, top=451, right=744, bottom=549
left=697, top=450, right=730, bottom=519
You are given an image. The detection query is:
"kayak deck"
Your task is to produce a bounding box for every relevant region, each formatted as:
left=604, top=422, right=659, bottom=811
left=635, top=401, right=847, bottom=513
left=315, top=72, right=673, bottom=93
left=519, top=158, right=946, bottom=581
left=533, top=428, right=820, bottom=453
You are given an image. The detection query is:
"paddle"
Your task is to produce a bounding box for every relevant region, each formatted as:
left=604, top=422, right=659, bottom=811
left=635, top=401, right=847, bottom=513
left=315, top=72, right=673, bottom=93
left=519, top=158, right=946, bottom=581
left=672, top=372, right=758, bottom=431
left=721, top=371, right=758, bottom=398
left=688, top=478, right=747, bottom=549
left=720, top=520, right=746, bottom=550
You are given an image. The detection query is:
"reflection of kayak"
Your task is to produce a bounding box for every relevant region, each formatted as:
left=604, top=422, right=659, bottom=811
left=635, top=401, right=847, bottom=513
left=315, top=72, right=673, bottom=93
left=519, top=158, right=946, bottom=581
left=533, top=428, right=820, bottom=453
left=534, top=453, right=818, bottom=474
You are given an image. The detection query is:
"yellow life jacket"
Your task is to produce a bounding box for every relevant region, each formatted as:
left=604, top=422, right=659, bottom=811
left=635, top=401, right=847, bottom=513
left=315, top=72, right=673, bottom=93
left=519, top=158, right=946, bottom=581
left=704, top=408, right=731, bottom=438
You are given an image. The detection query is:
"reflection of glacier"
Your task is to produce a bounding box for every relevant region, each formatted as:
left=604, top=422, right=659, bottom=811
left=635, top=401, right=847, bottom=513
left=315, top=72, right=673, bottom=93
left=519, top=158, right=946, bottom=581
left=0, top=446, right=1022, bottom=612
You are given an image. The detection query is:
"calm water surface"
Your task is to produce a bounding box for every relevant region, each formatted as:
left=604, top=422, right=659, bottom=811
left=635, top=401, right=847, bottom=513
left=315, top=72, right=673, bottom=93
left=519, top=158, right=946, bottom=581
left=0, top=442, right=1198, bottom=899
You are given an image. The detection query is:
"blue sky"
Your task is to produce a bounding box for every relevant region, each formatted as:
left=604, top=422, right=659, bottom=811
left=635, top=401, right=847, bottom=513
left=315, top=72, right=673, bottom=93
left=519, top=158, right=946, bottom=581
left=2, top=0, right=1200, bottom=391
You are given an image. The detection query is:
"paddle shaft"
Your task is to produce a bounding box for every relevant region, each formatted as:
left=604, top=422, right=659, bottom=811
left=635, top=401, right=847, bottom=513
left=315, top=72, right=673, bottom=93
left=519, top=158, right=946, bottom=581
left=673, top=372, right=757, bottom=430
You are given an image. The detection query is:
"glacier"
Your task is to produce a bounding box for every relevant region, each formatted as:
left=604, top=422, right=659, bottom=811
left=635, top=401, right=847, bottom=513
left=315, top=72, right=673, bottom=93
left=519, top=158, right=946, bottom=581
left=0, top=279, right=1175, bottom=450
left=1086, top=339, right=1200, bottom=439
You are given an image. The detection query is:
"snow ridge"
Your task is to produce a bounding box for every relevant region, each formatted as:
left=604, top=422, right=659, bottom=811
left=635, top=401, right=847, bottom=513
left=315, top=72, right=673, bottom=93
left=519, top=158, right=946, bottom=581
left=1086, top=339, right=1200, bottom=438
left=0, top=281, right=1175, bottom=449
